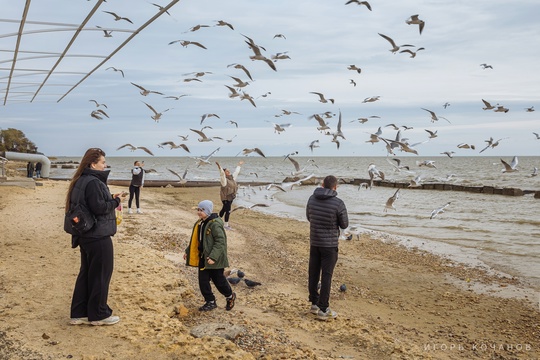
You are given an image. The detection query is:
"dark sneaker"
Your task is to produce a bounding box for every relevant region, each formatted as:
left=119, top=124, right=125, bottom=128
left=310, top=304, right=320, bottom=315
left=199, top=301, right=217, bottom=311
left=226, top=293, right=236, bottom=311
left=317, top=308, right=337, bottom=321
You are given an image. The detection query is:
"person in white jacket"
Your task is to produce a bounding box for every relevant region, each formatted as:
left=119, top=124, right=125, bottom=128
left=215, top=160, right=243, bottom=230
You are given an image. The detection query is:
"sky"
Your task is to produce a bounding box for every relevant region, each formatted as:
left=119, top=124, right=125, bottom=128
left=1, top=0, right=539, bottom=158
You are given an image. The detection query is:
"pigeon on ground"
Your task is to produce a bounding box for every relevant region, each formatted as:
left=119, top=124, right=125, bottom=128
left=244, top=279, right=262, bottom=288
left=227, top=277, right=242, bottom=285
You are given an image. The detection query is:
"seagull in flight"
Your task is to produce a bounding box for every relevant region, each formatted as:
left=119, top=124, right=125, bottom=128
left=421, top=108, right=450, bottom=123
left=362, top=96, right=380, bottom=103
left=405, top=15, right=425, bottom=35
left=167, top=168, right=189, bottom=184
left=116, top=144, right=154, bottom=156
left=168, top=40, right=207, bottom=49
left=480, top=63, right=493, bottom=69
left=159, top=141, right=190, bottom=153
left=430, top=202, right=451, bottom=219
left=345, top=0, right=372, bottom=11
left=105, top=66, right=124, bottom=78
left=268, top=122, right=292, bottom=134
left=231, top=203, right=270, bottom=213
left=481, top=99, right=496, bottom=110
left=384, top=188, right=401, bottom=212
left=378, top=33, right=414, bottom=53
left=89, top=100, right=107, bottom=108
left=143, top=102, right=170, bottom=122
left=240, top=148, right=266, bottom=158
left=90, top=109, right=109, bottom=120
left=192, top=147, right=220, bottom=167
left=190, top=128, right=214, bottom=142
left=500, top=156, right=519, bottom=173
left=103, top=11, right=133, bottom=24
left=131, top=82, right=164, bottom=96
left=310, top=92, right=335, bottom=104
left=227, top=63, right=253, bottom=81
left=347, top=65, right=362, bottom=73
left=309, top=140, right=320, bottom=153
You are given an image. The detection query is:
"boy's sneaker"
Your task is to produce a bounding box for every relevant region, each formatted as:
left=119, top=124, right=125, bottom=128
left=91, top=315, right=120, bottom=326
left=317, top=308, right=337, bottom=321
left=136, top=208, right=143, bottom=214
left=226, top=293, right=236, bottom=311
left=127, top=208, right=132, bottom=214
left=199, top=301, right=217, bottom=312
left=310, top=304, right=320, bottom=315
left=70, top=317, right=90, bottom=325
left=224, top=225, right=233, bottom=230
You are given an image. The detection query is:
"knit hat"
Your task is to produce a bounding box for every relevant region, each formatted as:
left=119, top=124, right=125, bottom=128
left=198, top=200, right=213, bottom=216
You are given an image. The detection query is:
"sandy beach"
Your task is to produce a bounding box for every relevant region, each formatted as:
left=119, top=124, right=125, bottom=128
left=1, top=168, right=539, bottom=359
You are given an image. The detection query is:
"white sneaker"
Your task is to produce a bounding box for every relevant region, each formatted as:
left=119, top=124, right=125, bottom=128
left=224, top=225, right=233, bottom=230
left=91, top=315, right=120, bottom=326
left=317, top=308, right=337, bottom=321
left=310, top=304, right=320, bottom=315
left=136, top=209, right=143, bottom=214
left=70, top=317, right=90, bottom=325
left=127, top=208, right=132, bottom=214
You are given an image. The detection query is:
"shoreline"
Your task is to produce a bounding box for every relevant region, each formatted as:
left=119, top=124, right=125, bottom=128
left=1, top=179, right=540, bottom=359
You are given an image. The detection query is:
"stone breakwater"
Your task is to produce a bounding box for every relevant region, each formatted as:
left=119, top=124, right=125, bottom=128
left=103, top=176, right=540, bottom=198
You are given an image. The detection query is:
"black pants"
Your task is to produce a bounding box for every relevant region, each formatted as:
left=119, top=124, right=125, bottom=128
left=308, top=246, right=338, bottom=312
left=71, top=237, right=114, bottom=321
left=198, top=268, right=233, bottom=302
left=128, top=184, right=140, bottom=208
left=219, top=200, right=233, bottom=222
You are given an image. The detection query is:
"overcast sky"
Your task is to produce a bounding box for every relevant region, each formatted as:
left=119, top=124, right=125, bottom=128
left=1, top=0, right=539, bottom=158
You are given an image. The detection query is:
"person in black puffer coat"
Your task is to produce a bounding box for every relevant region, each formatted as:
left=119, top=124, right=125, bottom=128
left=306, top=175, right=348, bottom=321
left=64, top=147, right=127, bottom=326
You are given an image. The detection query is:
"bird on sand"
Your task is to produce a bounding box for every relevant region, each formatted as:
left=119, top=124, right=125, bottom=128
left=500, top=156, right=519, bottom=173
left=343, top=225, right=362, bottom=240
left=378, top=33, right=414, bottom=53
left=405, top=14, right=425, bottom=34
left=384, top=188, right=401, bottom=212
left=430, top=202, right=451, bottom=219
left=167, top=168, right=188, bottom=184
left=103, top=11, right=133, bottom=24
left=244, top=279, right=262, bottom=288
left=227, top=277, right=242, bottom=285
left=116, top=144, right=154, bottom=156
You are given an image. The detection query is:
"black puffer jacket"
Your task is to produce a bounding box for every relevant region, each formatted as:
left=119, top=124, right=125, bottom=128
left=69, top=168, right=119, bottom=242
left=306, top=187, right=348, bottom=247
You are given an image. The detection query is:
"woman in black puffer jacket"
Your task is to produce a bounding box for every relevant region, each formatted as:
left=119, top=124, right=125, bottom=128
left=64, top=147, right=127, bottom=326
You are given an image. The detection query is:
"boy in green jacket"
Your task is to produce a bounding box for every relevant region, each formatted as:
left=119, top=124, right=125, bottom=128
left=184, top=200, right=236, bottom=311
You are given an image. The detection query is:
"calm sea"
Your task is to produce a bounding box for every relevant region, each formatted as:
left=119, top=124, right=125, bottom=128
left=51, top=156, right=540, bottom=289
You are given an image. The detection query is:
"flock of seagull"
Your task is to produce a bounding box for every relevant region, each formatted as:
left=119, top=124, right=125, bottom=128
left=78, top=3, right=538, bottom=222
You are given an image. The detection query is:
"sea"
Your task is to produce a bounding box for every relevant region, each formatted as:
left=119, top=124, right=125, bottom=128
left=50, top=155, right=540, bottom=291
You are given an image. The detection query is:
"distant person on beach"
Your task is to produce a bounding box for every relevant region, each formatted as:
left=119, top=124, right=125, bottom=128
left=127, top=160, right=146, bottom=214
left=35, top=161, right=42, bottom=178
left=26, top=161, right=34, bottom=178
left=64, top=147, right=127, bottom=326
left=216, top=160, right=243, bottom=230
left=183, top=200, right=236, bottom=312
left=306, top=175, right=349, bottom=321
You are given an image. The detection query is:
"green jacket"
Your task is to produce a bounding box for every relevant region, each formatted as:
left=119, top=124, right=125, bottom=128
left=185, top=214, right=229, bottom=270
